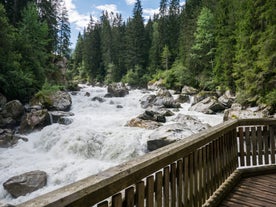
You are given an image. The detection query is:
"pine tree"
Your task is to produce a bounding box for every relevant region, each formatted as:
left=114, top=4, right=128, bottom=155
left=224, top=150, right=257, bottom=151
left=125, top=0, right=146, bottom=72
left=57, top=0, right=71, bottom=57
left=190, top=7, right=216, bottom=89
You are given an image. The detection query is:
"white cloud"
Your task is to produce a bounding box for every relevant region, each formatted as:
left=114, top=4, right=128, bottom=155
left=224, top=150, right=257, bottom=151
left=96, top=4, right=119, bottom=14
left=144, top=8, right=159, bottom=17
left=125, top=0, right=136, bottom=6
left=64, top=0, right=91, bottom=30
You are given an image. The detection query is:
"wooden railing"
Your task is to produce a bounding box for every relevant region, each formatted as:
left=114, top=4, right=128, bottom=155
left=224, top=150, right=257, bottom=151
left=17, top=119, right=276, bottom=207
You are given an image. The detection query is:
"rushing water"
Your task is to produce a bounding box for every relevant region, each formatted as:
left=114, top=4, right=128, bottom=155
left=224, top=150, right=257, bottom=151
left=0, top=85, right=223, bottom=205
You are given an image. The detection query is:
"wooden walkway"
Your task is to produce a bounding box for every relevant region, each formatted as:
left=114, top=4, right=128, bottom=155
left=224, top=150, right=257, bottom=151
left=219, top=173, right=276, bottom=207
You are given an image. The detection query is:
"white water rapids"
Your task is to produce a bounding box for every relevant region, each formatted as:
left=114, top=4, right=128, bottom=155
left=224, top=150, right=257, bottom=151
left=0, top=85, right=223, bottom=205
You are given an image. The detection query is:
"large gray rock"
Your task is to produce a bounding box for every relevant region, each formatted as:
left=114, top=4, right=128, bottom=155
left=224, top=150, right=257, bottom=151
left=181, top=86, right=198, bottom=95
left=138, top=110, right=166, bottom=123
left=1, top=100, right=24, bottom=120
left=0, top=100, right=24, bottom=128
left=172, top=114, right=210, bottom=132
left=3, top=170, right=47, bottom=198
left=140, top=89, right=180, bottom=109
left=140, top=94, right=156, bottom=109
left=0, top=129, right=28, bottom=148
left=193, top=91, right=218, bottom=105
left=223, top=104, right=270, bottom=121
left=20, top=109, right=51, bottom=134
left=48, top=111, right=74, bottom=124
left=147, top=79, right=164, bottom=91
left=147, top=115, right=211, bottom=151
left=125, top=118, right=162, bottom=129
left=147, top=123, right=194, bottom=151
left=107, top=82, right=129, bottom=97
left=189, top=97, right=226, bottom=114
left=218, top=90, right=235, bottom=108
left=31, top=91, right=72, bottom=111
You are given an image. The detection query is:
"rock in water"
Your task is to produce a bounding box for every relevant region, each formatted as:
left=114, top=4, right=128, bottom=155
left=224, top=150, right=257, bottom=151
left=3, top=170, right=47, bottom=198
left=107, top=82, right=129, bottom=97
left=20, top=109, right=51, bottom=134
left=31, top=91, right=72, bottom=111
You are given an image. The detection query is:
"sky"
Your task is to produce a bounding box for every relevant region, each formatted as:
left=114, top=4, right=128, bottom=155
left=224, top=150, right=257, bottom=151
left=64, top=0, right=184, bottom=48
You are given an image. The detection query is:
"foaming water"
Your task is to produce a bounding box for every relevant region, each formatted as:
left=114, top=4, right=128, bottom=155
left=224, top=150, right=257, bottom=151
left=0, top=86, right=222, bottom=205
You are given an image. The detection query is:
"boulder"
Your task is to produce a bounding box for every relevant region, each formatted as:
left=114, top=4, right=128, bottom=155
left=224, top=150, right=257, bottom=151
left=189, top=97, right=226, bottom=114
left=147, top=123, right=194, bottom=151
left=147, top=115, right=211, bottom=151
left=138, top=110, right=166, bottom=123
left=1, top=100, right=24, bottom=120
left=218, top=90, right=235, bottom=108
left=84, top=92, right=90, bottom=97
left=181, top=86, right=198, bottom=95
left=147, top=79, right=164, bottom=91
left=3, top=170, right=47, bottom=198
left=193, top=91, right=218, bottom=105
left=48, top=111, right=74, bottom=124
left=116, top=105, right=123, bottom=109
left=31, top=91, right=72, bottom=111
left=0, top=129, right=28, bottom=148
left=58, top=117, right=73, bottom=125
left=20, top=109, right=51, bottom=134
left=107, top=82, right=129, bottom=97
left=92, top=96, right=105, bottom=103
left=125, top=118, right=162, bottom=129
left=172, top=114, right=210, bottom=132
left=223, top=104, right=270, bottom=121
left=0, top=100, right=24, bottom=128
left=175, top=94, right=190, bottom=103
left=147, top=139, right=176, bottom=151
left=140, top=94, right=156, bottom=109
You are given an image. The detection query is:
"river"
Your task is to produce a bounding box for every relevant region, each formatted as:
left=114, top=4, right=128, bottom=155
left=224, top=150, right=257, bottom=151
left=0, top=85, right=223, bottom=205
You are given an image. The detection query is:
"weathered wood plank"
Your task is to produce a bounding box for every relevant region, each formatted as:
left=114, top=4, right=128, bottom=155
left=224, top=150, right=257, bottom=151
left=201, top=147, right=207, bottom=202
left=177, top=160, right=183, bottom=207
left=188, top=153, right=194, bottom=207
left=198, top=148, right=203, bottom=206
left=257, top=126, right=263, bottom=165
left=238, top=127, right=245, bottom=166
left=124, top=187, right=134, bottom=207
left=112, top=193, right=122, bottom=207
left=270, top=126, right=276, bottom=164
left=146, top=176, right=154, bottom=207
left=136, top=181, right=144, bottom=207
left=263, top=126, right=269, bottom=164
left=245, top=127, right=251, bottom=166
left=194, top=151, right=199, bottom=207
left=155, top=172, right=162, bottom=207
left=98, top=201, right=108, bottom=207
left=183, top=157, right=189, bottom=207
left=170, top=163, right=176, bottom=207
left=163, top=166, right=170, bottom=207
left=251, top=127, right=257, bottom=165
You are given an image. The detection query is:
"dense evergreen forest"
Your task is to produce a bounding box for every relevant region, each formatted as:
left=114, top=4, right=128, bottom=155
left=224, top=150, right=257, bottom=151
left=0, top=0, right=275, bottom=112
left=0, top=0, right=70, bottom=102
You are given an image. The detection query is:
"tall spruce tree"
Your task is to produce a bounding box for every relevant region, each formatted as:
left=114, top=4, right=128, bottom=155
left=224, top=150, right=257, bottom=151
left=125, top=0, right=146, bottom=71
left=190, top=7, right=216, bottom=89
left=57, top=0, right=70, bottom=57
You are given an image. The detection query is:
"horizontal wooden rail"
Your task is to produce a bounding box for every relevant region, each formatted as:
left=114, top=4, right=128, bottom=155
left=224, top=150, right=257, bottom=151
left=16, top=118, right=276, bottom=207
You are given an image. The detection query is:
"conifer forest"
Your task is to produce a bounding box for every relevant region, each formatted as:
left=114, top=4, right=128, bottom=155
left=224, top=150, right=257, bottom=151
left=0, top=0, right=275, bottom=111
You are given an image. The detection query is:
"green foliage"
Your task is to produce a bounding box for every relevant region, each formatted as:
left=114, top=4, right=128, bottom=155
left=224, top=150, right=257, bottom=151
left=190, top=7, right=215, bottom=88
left=122, top=65, right=149, bottom=87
